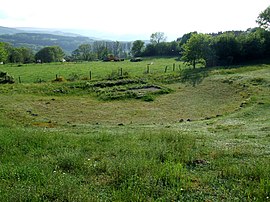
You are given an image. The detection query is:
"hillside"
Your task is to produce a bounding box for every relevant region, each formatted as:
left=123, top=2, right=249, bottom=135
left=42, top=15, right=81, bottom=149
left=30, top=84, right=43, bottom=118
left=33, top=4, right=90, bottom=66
left=0, top=58, right=269, bottom=200
left=0, top=26, right=135, bottom=55
left=0, top=32, right=94, bottom=54
left=0, top=26, right=23, bottom=35
left=0, top=26, right=87, bottom=38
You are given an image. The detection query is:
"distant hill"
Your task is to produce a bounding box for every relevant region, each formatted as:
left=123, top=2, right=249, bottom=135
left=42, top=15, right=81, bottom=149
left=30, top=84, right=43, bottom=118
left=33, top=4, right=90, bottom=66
left=0, top=26, right=87, bottom=38
left=0, top=26, right=23, bottom=35
left=0, top=28, right=95, bottom=54
left=14, top=27, right=84, bottom=38
left=0, top=26, right=137, bottom=54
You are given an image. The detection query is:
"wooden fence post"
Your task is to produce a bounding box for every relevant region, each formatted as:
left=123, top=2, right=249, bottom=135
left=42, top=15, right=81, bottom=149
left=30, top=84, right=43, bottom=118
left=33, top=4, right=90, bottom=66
left=165, top=66, right=168, bottom=73
left=120, top=68, right=123, bottom=77
left=19, top=76, right=21, bottom=83
left=89, top=71, right=92, bottom=80
left=147, top=65, right=150, bottom=74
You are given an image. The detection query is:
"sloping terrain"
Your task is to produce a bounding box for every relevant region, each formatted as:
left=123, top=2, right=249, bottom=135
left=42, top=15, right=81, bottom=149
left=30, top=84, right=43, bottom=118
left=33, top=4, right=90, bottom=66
left=0, top=62, right=269, bottom=201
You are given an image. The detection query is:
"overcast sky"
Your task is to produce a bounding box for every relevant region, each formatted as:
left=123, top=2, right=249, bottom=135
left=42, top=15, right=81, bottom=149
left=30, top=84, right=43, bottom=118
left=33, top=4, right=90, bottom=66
left=0, top=0, right=269, bottom=41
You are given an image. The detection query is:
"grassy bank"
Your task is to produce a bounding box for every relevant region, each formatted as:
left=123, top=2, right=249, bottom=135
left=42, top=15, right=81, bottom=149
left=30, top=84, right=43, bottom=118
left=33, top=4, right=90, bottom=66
left=0, top=58, right=269, bottom=201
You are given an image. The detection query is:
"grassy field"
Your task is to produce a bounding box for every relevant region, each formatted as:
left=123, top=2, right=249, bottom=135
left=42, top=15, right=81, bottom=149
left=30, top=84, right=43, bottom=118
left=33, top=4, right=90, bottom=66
left=0, top=58, right=184, bottom=83
left=0, top=58, right=270, bottom=201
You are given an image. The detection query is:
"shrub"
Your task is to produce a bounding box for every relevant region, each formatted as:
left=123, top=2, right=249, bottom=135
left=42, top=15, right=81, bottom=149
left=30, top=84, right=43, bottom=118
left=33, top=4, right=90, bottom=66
left=0, top=71, right=15, bottom=84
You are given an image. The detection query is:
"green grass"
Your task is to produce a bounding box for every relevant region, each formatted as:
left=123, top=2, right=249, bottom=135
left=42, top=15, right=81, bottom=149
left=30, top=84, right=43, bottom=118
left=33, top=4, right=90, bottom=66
left=0, top=58, right=184, bottom=83
left=0, top=58, right=270, bottom=201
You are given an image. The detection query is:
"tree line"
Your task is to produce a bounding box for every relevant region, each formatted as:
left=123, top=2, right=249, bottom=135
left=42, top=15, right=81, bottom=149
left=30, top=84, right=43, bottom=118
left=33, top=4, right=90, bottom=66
left=180, top=28, right=270, bottom=68
left=1, top=28, right=269, bottom=66
left=69, top=41, right=132, bottom=62
left=180, top=5, right=270, bottom=68
left=0, top=40, right=132, bottom=64
left=132, top=6, right=270, bottom=67
left=0, top=5, right=269, bottom=66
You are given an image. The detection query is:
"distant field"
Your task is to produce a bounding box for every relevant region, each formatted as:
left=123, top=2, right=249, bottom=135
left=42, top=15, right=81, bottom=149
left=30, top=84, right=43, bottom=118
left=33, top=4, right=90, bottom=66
left=0, top=58, right=269, bottom=201
left=0, top=58, right=184, bottom=83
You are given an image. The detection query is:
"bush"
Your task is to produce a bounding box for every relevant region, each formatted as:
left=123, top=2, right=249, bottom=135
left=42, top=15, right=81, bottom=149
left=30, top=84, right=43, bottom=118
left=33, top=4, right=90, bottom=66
left=0, top=71, right=15, bottom=84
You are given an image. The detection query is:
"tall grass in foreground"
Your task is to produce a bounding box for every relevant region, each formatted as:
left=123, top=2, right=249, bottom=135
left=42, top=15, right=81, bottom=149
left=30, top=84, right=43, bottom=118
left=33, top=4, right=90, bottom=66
left=0, top=125, right=269, bottom=201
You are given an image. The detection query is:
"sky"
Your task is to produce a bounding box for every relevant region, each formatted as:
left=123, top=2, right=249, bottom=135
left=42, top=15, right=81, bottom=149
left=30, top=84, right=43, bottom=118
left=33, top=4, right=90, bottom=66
left=0, top=0, right=269, bottom=41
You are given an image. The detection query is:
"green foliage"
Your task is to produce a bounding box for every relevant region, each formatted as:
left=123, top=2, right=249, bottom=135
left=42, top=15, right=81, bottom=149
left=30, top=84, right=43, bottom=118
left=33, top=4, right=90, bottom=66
left=181, top=33, right=212, bottom=68
left=212, top=33, right=240, bottom=66
left=35, top=46, right=65, bottom=63
left=131, top=40, right=145, bottom=57
left=179, top=29, right=270, bottom=67
left=19, top=47, right=35, bottom=63
left=238, top=28, right=266, bottom=60
left=0, top=32, right=94, bottom=53
left=150, top=32, right=167, bottom=44
left=0, top=71, right=15, bottom=84
left=72, top=44, right=94, bottom=61
left=177, top=31, right=198, bottom=46
left=92, top=41, right=109, bottom=60
left=0, top=42, right=9, bottom=63
left=6, top=46, right=35, bottom=64
left=9, top=48, right=24, bottom=63
left=141, top=33, right=181, bottom=57
left=257, top=6, right=270, bottom=30
left=143, top=41, right=180, bottom=57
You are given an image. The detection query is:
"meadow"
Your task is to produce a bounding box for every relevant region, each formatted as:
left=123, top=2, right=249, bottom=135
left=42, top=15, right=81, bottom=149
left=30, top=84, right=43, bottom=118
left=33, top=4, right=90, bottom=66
left=0, top=58, right=269, bottom=201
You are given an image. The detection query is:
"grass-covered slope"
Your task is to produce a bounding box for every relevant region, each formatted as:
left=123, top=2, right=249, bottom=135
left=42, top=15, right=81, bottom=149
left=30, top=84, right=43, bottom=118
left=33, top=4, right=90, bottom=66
left=0, top=59, right=269, bottom=201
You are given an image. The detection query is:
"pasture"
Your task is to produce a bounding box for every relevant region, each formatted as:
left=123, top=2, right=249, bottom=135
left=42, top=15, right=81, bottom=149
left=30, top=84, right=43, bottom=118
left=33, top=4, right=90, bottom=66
left=0, top=58, right=270, bottom=201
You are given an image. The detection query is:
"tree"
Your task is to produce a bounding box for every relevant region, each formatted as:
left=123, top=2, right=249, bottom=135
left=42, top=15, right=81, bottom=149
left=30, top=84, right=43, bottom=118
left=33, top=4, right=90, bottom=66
left=169, top=41, right=181, bottom=56
left=78, top=44, right=92, bottom=61
left=20, top=47, right=35, bottom=64
left=92, top=41, right=108, bottom=60
left=72, top=44, right=93, bottom=61
left=178, top=31, right=198, bottom=46
left=155, top=42, right=171, bottom=56
left=71, top=48, right=81, bottom=61
left=9, top=47, right=35, bottom=63
left=237, top=29, right=265, bottom=61
left=112, top=41, right=122, bottom=57
left=212, top=33, right=241, bottom=65
left=150, top=32, right=167, bottom=44
left=51, top=46, right=65, bottom=62
left=131, top=40, right=145, bottom=57
left=35, top=46, right=64, bottom=63
left=0, top=42, right=9, bottom=63
left=9, top=48, right=24, bottom=63
left=143, top=44, right=156, bottom=56
left=257, top=6, right=270, bottom=30
left=181, top=33, right=212, bottom=68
